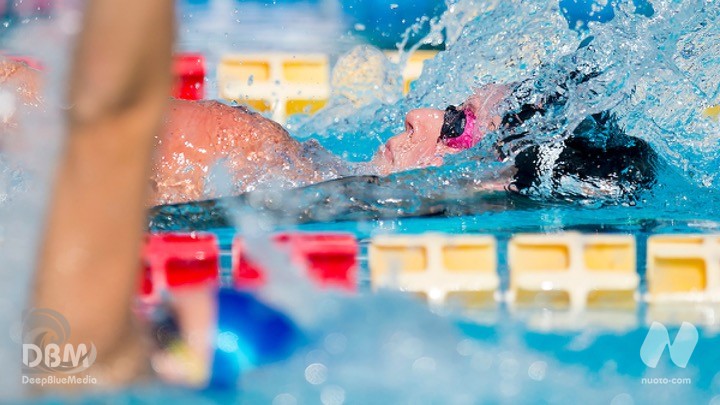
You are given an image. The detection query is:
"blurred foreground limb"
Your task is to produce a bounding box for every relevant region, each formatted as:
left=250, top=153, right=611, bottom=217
left=33, top=0, right=174, bottom=387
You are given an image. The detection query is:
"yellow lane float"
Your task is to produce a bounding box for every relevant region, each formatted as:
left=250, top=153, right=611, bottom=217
left=369, top=233, right=498, bottom=309
left=218, top=53, right=331, bottom=124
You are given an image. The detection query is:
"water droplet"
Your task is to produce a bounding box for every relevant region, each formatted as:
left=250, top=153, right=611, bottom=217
left=305, top=363, right=328, bottom=385
left=273, top=393, right=297, bottom=405
left=320, top=385, right=346, bottom=405
left=610, top=393, right=634, bottom=405
left=528, top=361, right=547, bottom=381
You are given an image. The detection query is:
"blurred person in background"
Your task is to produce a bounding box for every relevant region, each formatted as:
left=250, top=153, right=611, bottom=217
left=32, top=0, right=174, bottom=386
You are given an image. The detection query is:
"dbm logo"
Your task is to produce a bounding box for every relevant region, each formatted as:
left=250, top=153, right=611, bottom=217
left=640, top=322, right=698, bottom=368
left=22, top=309, right=97, bottom=375
left=23, top=343, right=91, bottom=370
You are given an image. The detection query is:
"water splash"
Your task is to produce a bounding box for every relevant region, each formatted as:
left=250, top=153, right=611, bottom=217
left=297, top=1, right=578, bottom=159
left=290, top=0, right=720, bottom=222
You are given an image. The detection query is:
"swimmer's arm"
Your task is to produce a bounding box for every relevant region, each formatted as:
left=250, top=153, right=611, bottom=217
left=34, top=0, right=174, bottom=387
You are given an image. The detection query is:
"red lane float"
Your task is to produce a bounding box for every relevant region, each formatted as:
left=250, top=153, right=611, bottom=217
left=172, top=53, right=206, bottom=101
left=141, top=232, right=220, bottom=300
left=233, top=232, right=358, bottom=292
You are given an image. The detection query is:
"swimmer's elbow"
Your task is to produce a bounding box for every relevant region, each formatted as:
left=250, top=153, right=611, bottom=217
left=67, top=0, right=174, bottom=128
left=68, top=72, right=169, bottom=128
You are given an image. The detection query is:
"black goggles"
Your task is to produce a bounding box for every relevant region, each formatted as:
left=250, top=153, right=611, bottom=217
left=439, top=105, right=467, bottom=140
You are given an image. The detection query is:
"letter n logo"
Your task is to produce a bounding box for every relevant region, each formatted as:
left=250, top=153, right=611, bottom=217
left=640, top=322, right=699, bottom=368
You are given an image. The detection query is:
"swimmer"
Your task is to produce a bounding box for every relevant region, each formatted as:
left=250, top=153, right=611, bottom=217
left=2, top=56, right=657, bottom=207
left=144, top=69, right=659, bottom=205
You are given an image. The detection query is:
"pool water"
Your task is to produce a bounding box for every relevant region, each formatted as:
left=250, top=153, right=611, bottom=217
left=154, top=188, right=720, bottom=402
left=172, top=0, right=720, bottom=402
left=7, top=0, right=720, bottom=402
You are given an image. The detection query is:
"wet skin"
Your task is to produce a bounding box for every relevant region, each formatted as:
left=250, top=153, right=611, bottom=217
left=152, top=100, right=324, bottom=204
left=370, top=83, right=510, bottom=175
